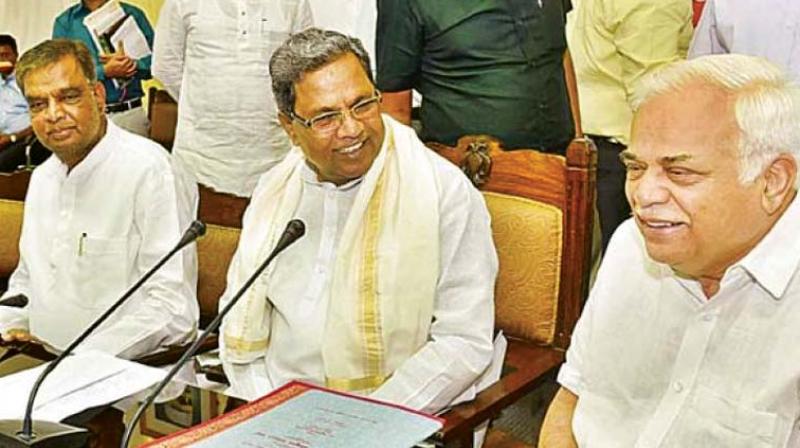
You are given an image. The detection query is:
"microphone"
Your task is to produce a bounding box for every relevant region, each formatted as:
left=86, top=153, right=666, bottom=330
left=120, top=219, right=306, bottom=448
left=0, top=220, right=206, bottom=448
left=0, top=295, right=28, bottom=308
left=175, top=220, right=207, bottom=251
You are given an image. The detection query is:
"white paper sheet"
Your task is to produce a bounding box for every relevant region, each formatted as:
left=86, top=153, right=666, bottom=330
left=110, top=15, right=152, bottom=59
left=0, top=351, right=165, bottom=423
left=82, top=0, right=126, bottom=53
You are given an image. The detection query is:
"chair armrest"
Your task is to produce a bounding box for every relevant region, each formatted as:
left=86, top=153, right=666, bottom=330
left=134, top=334, right=219, bottom=367
left=0, top=339, right=56, bottom=363
left=0, top=335, right=219, bottom=368
left=436, top=339, right=565, bottom=447
left=202, top=363, right=229, bottom=385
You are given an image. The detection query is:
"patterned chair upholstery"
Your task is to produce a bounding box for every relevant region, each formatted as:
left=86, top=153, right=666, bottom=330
left=0, top=199, right=23, bottom=293
left=426, top=135, right=596, bottom=447
left=0, top=171, right=30, bottom=292
left=194, top=187, right=248, bottom=328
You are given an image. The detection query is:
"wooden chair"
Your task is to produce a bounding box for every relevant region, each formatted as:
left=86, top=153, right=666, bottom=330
left=425, top=135, right=596, bottom=447
left=137, top=186, right=247, bottom=365
left=0, top=171, right=31, bottom=293
left=193, top=186, right=248, bottom=328
left=147, top=87, right=178, bottom=150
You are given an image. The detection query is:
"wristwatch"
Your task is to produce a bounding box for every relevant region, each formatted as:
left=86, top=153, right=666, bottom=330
left=8, top=133, right=16, bottom=144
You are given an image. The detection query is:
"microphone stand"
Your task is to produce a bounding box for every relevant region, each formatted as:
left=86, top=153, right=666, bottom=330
left=120, top=219, right=305, bottom=448
left=0, top=221, right=206, bottom=448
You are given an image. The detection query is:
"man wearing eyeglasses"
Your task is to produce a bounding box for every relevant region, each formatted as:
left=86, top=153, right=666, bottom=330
left=1, top=38, right=198, bottom=370
left=218, top=28, right=503, bottom=421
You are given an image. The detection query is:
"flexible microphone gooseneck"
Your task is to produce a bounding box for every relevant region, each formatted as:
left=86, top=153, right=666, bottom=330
left=120, top=219, right=306, bottom=448
left=0, top=220, right=205, bottom=447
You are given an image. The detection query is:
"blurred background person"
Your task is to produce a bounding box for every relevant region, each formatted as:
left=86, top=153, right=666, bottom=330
left=0, top=34, right=49, bottom=172
left=53, top=0, right=155, bottom=136
left=153, top=0, right=313, bottom=198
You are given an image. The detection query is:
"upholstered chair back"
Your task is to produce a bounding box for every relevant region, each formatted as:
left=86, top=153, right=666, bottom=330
left=195, top=187, right=249, bottom=327
left=427, top=135, right=595, bottom=349
left=0, top=199, right=23, bottom=284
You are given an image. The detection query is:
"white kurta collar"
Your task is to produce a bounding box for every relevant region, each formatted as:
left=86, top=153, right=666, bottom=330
left=735, top=192, right=800, bottom=300
left=50, top=119, right=117, bottom=180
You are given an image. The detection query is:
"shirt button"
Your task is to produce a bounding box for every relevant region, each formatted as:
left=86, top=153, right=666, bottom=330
left=702, top=314, right=715, bottom=322
left=673, top=381, right=684, bottom=393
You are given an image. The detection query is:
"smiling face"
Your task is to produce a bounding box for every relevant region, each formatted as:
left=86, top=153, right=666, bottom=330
left=23, top=55, right=106, bottom=169
left=624, top=80, right=775, bottom=278
left=279, top=52, right=384, bottom=185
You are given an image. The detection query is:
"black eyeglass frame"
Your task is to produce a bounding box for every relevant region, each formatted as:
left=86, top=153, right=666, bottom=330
left=288, top=91, right=383, bottom=133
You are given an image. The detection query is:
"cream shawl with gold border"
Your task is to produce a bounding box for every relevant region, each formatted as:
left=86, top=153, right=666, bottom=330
left=222, top=116, right=440, bottom=393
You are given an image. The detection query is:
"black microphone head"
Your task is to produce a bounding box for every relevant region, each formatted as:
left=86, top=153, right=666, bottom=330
left=286, top=219, right=305, bottom=239
left=176, top=220, right=206, bottom=249
left=272, top=219, right=306, bottom=254
left=190, top=220, right=207, bottom=238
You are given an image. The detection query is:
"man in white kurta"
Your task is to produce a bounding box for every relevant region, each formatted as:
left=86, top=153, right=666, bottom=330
left=0, top=39, right=197, bottom=360
left=219, top=29, right=500, bottom=416
left=307, top=0, right=376, bottom=65
left=152, top=0, right=313, bottom=197
left=540, top=55, right=800, bottom=447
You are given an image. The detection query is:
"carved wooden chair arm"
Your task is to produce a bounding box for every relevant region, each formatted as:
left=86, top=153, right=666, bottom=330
left=435, top=339, right=565, bottom=448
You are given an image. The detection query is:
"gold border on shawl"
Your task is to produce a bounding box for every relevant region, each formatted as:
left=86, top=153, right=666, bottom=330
left=325, top=374, right=388, bottom=393
left=360, top=171, right=384, bottom=377
left=357, top=130, right=396, bottom=382
left=222, top=334, right=270, bottom=353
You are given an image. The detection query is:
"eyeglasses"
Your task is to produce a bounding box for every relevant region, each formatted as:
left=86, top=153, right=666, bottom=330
left=289, top=91, right=382, bottom=134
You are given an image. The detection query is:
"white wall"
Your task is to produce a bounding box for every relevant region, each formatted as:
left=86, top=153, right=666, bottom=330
left=0, top=0, right=74, bottom=53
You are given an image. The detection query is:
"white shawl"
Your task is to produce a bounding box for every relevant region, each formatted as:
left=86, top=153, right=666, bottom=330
left=222, top=116, right=441, bottom=392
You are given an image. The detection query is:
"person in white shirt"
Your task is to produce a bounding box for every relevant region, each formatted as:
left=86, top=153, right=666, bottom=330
left=219, top=28, right=501, bottom=417
left=540, top=54, right=800, bottom=447
left=307, top=0, right=376, bottom=66
left=0, top=39, right=198, bottom=361
left=152, top=0, right=313, bottom=198
left=689, top=0, right=800, bottom=81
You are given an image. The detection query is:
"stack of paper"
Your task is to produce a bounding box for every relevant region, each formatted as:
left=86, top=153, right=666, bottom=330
left=82, top=0, right=151, bottom=59
left=0, top=351, right=165, bottom=423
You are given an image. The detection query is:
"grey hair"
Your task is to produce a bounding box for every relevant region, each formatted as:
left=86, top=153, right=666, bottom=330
left=632, top=54, right=800, bottom=187
left=269, top=28, right=373, bottom=115
left=16, top=39, right=96, bottom=95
